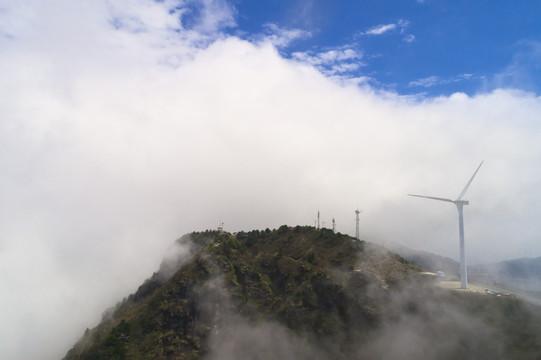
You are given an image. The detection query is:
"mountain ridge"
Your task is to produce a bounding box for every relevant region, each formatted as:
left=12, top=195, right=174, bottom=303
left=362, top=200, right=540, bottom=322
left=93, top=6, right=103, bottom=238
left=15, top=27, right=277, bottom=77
left=63, top=226, right=541, bottom=360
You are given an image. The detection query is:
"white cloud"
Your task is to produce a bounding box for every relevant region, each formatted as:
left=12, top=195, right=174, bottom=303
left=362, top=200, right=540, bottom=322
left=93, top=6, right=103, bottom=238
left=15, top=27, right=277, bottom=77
left=489, top=40, right=541, bottom=93
left=397, top=19, right=411, bottom=32
left=2, top=2, right=541, bottom=360
left=403, top=34, right=415, bottom=43
left=331, top=62, right=361, bottom=73
left=364, top=23, right=397, bottom=35
left=293, top=48, right=361, bottom=65
left=260, top=23, right=311, bottom=48
left=190, top=0, right=237, bottom=33
left=291, top=47, right=364, bottom=76
left=409, top=73, right=481, bottom=88
left=361, top=19, right=410, bottom=36
left=409, top=75, right=441, bottom=87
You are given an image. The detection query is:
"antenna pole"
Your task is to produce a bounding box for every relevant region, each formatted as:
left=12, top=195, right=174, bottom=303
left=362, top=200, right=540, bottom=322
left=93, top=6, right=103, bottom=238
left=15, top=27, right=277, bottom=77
left=317, top=210, right=320, bottom=230
left=332, top=218, right=336, bottom=233
left=355, top=209, right=360, bottom=240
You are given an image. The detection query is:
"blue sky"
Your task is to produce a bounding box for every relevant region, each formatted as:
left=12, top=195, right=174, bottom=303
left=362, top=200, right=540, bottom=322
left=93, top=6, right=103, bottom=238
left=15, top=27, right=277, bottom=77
left=212, top=0, right=541, bottom=96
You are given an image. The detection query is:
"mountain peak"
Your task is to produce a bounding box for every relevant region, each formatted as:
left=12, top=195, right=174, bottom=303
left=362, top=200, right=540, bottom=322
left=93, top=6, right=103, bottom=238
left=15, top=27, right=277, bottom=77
left=63, top=226, right=541, bottom=360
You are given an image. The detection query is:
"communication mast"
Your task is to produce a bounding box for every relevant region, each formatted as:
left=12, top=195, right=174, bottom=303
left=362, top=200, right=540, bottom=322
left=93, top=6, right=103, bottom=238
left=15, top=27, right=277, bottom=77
left=332, top=218, right=336, bottom=233
left=317, top=210, right=320, bottom=230
left=355, top=209, right=361, bottom=240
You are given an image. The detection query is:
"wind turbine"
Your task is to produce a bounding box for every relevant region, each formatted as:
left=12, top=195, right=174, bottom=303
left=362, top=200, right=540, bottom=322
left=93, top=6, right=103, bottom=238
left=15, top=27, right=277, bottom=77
left=408, top=161, right=483, bottom=289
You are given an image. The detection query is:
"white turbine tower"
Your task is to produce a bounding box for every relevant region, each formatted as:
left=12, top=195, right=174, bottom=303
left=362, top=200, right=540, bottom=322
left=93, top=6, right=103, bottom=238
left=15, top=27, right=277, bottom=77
left=408, top=161, right=483, bottom=289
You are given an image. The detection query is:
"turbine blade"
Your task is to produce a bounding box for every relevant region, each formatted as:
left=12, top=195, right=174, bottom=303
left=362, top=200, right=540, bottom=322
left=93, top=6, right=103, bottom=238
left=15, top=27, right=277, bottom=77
left=456, top=161, right=483, bottom=200
left=407, top=194, right=455, bottom=203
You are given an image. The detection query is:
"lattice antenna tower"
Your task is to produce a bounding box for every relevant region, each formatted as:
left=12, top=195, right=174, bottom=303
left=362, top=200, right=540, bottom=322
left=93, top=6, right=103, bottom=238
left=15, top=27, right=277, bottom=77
left=332, top=218, right=336, bottom=233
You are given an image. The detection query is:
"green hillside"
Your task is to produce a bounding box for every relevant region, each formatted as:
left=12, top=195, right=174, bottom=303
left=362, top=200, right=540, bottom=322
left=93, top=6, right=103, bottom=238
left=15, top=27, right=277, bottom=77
left=63, top=226, right=541, bottom=360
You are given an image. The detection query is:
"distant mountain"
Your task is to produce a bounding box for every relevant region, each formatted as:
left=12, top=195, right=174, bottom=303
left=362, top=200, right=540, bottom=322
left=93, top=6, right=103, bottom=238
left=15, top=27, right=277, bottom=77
left=380, top=242, right=541, bottom=296
left=471, top=256, right=541, bottom=279
left=63, top=226, right=541, bottom=360
left=470, top=257, right=541, bottom=295
left=382, top=242, right=460, bottom=278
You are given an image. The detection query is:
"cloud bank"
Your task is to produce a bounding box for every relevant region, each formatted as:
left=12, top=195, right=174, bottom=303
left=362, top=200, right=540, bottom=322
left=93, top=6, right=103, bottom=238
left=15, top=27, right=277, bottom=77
left=1, top=1, right=541, bottom=359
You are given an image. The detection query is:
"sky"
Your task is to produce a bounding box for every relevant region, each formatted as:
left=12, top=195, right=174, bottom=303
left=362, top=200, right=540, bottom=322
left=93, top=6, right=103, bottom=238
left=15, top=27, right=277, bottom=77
left=0, top=0, right=540, bottom=359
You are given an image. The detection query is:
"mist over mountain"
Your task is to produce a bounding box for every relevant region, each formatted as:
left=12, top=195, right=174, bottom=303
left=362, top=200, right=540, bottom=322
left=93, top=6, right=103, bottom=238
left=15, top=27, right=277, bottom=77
left=388, top=242, right=541, bottom=297
left=472, top=257, right=541, bottom=279
left=382, top=241, right=460, bottom=278
left=63, top=227, right=541, bottom=360
left=470, top=257, right=541, bottom=296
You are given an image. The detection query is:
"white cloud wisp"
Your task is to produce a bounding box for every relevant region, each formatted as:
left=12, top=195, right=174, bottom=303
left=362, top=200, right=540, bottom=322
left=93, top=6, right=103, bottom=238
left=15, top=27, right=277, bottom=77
left=361, top=19, right=410, bottom=36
